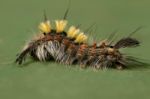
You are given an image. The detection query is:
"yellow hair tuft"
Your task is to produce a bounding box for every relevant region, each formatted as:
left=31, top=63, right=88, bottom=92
left=55, top=20, right=68, bottom=33
left=39, top=20, right=51, bottom=33
left=67, top=26, right=80, bottom=38
left=75, top=32, right=88, bottom=43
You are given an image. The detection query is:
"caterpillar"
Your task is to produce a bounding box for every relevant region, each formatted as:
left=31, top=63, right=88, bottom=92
left=15, top=13, right=145, bottom=70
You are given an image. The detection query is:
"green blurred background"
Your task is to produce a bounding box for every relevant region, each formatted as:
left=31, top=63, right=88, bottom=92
left=0, top=0, right=150, bottom=99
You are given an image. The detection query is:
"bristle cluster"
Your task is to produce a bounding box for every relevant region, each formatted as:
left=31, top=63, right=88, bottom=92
left=67, top=26, right=80, bottom=38
left=55, top=20, right=68, bottom=33
left=75, top=32, right=88, bottom=43
left=39, top=20, right=51, bottom=33
left=38, top=20, right=88, bottom=43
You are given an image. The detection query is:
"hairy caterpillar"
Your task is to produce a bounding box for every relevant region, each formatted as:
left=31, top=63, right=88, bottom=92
left=15, top=12, right=145, bottom=70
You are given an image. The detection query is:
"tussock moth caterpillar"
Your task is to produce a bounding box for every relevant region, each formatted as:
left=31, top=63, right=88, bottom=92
left=15, top=10, right=146, bottom=70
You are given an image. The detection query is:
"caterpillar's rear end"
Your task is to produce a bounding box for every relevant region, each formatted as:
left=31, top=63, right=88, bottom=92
left=16, top=18, right=143, bottom=70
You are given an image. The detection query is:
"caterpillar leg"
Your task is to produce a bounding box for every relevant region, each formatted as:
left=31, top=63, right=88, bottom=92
left=116, top=65, right=123, bottom=70
left=115, top=62, right=126, bottom=70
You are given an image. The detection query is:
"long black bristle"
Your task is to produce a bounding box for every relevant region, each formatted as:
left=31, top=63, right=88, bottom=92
left=43, top=10, right=48, bottom=21
left=107, top=29, right=118, bottom=41
left=63, top=0, right=71, bottom=20
left=128, top=26, right=143, bottom=37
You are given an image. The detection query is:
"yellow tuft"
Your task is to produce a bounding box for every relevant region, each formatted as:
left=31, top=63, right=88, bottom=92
left=67, top=26, right=80, bottom=38
left=55, top=20, right=68, bottom=33
left=75, top=32, right=88, bottom=43
left=39, top=20, right=51, bottom=33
